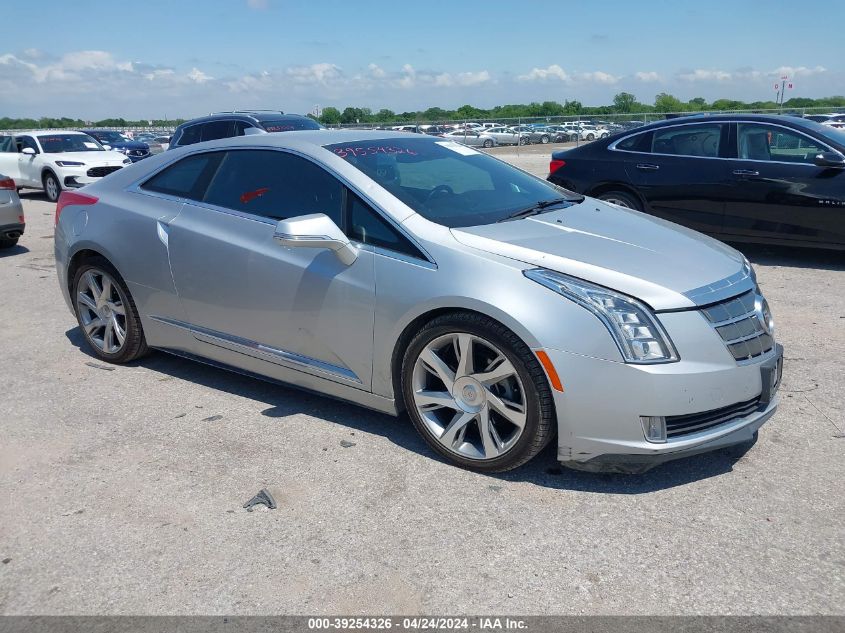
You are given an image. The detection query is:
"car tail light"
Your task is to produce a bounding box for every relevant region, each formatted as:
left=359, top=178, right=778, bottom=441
left=549, top=159, right=566, bottom=174
left=55, top=191, right=98, bottom=226
left=0, top=177, right=15, bottom=190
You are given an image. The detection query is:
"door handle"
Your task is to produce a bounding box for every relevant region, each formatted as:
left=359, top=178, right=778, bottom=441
left=733, top=169, right=760, bottom=177
left=636, top=163, right=660, bottom=170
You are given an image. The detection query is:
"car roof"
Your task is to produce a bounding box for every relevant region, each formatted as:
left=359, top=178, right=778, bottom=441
left=176, top=112, right=305, bottom=127
left=633, top=113, right=816, bottom=130
left=169, top=129, right=424, bottom=152
left=18, top=130, right=89, bottom=136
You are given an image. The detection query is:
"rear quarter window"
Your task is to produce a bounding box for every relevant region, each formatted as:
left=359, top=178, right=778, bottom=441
left=141, top=152, right=222, bottom=199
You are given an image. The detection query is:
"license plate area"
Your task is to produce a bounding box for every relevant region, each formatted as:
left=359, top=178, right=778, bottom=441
left=759, top=343, right=784, bottom=406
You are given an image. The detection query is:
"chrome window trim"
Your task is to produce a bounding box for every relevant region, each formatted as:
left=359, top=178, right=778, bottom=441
left=126, top=145, right=437, bottom=266
left=149, top=315, right=361, bottom=384
left=608, top=119, right=838, bottom=166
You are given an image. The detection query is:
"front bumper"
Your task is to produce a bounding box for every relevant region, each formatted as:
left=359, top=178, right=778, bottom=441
left=544, top=307, right=782, bottom=473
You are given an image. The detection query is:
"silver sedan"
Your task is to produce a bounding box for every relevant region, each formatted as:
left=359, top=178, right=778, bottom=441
left=440, top=129, right=497, bottom=148
left=0, top=171, right=25, bottom=248
left=54, top=131, right=781, bottom=473
left=484, top=127, right=529, bottom=146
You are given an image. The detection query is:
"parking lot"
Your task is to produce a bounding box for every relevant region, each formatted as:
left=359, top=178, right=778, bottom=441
left=1, top=152, right=843, bottom=615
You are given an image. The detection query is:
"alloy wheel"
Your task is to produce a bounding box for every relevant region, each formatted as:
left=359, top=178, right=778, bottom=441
left=45, top=175, right=59, bottom=201
left=76, top=268, right=128, bottom=354
left=411, top=332, right=527, bottom=461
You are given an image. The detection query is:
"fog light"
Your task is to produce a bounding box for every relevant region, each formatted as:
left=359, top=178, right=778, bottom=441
left=640, top=416, right=667, bottom=443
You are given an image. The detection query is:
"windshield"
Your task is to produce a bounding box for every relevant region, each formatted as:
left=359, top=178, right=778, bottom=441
left=92, top=130, right=129, bottom=143
left=261, top=118, right=323, bottom=132
left=37, top=134, right=104, bottom=153
left=324, top=137, right=580, bottom=228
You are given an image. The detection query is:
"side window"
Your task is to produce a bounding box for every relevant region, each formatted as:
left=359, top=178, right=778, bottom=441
left=652, top=124, right=722, bottom=157
left=202, top=150, right=344, bottom=224
left=347, top=193, right=422, bottom=258
left=201, top=120, right=233, bottom=142
left=233, top=121, right=251, bottom=136
left=16, top=136, right=39, bottom=153
left=176, top=124, right=202, bottom=147
left=141, top=152, right=223, bottom=199
left=0, top=136, right=14, bottom=152
left=615, top=132, right=651, bottom=152
left=737, top=123, right=827, bottom=164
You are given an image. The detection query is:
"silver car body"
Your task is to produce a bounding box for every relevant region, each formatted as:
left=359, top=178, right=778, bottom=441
left=0, top=171, right=25, bottom=241
left=441, top=130, right=496, bottom=147
left=484, top=127, right=528, bottom=146
left=54, top=130, right=781, bottom=471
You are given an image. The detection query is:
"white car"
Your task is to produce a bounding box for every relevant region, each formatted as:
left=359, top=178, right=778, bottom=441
left=0, top=131, right=130, bottom=202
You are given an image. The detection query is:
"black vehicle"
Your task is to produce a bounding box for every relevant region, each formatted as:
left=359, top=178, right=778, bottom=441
left=169, top=111, right=324, bottom=150
left=548, top=114, right=845, bottom=250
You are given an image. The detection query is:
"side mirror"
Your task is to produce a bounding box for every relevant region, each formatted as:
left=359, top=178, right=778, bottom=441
left=273, top=213, right=358, bottom=265
left=813, top=152, right=845, bottom=168
left=21, top=147, right=35, bottom=155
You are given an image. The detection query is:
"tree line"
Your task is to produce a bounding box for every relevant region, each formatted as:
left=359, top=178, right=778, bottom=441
left=316, top=93, right=845, bottom=125
left=1, top=93, right=843, bottom=130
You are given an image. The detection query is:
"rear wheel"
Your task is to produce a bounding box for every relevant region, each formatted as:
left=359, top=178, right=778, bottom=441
left=402, top=313, right=555, bottom=472
left=43, top=171, right=61, bottom=203
left=586, top=133, right=595, bottom=141
left=0, top=237, right=18, bottom=249
left=597, top=190, right=641, bottom=210
left=540, top=135, right=550, bottom=144
left=72, top=258, right=149, bottom=363
left=482, top=139, right=493, bottom=148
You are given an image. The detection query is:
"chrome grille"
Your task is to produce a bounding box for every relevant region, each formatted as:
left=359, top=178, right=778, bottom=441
left=87, top=166, right=123, bottom=178
left=666, top=396, right=761, bottom=438
left=701, top=290, right=774, bottom=361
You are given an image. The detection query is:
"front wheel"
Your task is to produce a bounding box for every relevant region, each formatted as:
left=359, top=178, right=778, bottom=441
left=540, top=135, right=549, bottom=144
left=482, top=139, right=493, bottom=148
left=72, top=258, right=149, bottom=363
left=586, top=133, right=595, bottom=141
left=43, top=171, right=61, bottom=203
left=402, top=313, right=555, bottom=472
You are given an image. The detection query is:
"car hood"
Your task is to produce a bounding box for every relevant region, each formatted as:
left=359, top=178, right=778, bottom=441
left=49, top=151, right=128, bottom=165
left=111, top=140, right=148, bottom=150
left=450, top=199, right=748, bottom=310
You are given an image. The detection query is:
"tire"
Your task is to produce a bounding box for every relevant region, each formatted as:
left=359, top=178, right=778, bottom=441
left=597, top=190, right=641, bottom=210
left=43, top=171, right=61, bottom=203
left=0, top=237, right=18, bottom=249
left=72, top=257, right=149, bottom=363
left=482, top=139, right=493, bottom=148
left=540, top=135, right=549, bottom=144
left=586, top=133, right=595, bottom=141
left=401, top=312, right=555, bottom=472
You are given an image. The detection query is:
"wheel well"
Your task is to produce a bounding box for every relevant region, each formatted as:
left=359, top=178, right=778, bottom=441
left=41, top=167, right=57, bottom=181
left=67, top=249, right=108, bottom=293
left=587, top=183, right=645, bottom=209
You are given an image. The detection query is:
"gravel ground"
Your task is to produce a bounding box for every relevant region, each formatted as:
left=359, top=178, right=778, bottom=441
left=1, top=169, right=843, bottom=615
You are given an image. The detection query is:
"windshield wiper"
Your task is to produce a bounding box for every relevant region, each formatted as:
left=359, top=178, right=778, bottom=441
left=497, top=197, right=576, bottom=222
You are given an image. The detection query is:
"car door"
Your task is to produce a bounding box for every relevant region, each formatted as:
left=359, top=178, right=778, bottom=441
left=0, top=135, right=21, bottom=181
left=622, top=122, right=730, bottom=234
left=14, top=136, right=42, bottom=186
left=723, top=121, right=845, bottom=247
left=165, top=148, right=376, bottom=389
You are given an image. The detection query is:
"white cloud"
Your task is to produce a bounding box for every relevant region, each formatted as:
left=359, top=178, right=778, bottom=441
left=187, top=67, right=213, bottom=83
left=678, top=69, right=733, bottom=82
left=578, top=71, right=618, bottom=84
left=772, top=65, right=826, bottom=78
left=367, top=63, right=385, bottom=78
left=246, top=0, right=268, bottom=9
left=517, top=64, right=569, bottom=82
left=285, top=62, right=342, bottom=85
left=634, top=71, right=661, bottom=82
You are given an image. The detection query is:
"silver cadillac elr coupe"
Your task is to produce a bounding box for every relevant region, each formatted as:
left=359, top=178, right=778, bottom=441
left=54, top=130, right=782, bottom=473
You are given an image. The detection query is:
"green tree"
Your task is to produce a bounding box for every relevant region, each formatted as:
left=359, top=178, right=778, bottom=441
left=654, top=92, right=684, bottom=113
left=319, top=107, right=341, bottom=125
left=612, top=92, right=637, bottom=113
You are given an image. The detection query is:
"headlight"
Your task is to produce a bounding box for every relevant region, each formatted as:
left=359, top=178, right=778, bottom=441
left=55, top=161, right=85, bottom=167
left=122, top=158, right=131, bottom=164
left=524, top=269, right=679, bottom=364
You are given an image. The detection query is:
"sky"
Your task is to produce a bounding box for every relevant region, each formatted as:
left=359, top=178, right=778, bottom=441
left=0, top=0, right=842, bottom=120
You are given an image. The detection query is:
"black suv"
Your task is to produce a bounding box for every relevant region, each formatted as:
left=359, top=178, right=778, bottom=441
left=168, top=111, right=324, bottom=150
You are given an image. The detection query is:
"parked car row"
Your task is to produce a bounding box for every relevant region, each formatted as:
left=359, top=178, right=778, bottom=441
left=548, top=113, right=845, bottom=250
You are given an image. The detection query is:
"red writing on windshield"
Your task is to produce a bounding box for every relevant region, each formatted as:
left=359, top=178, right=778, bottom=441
left=332, top=146, right=418, bottom=159
left=240, top=187, right=270, bottom=204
